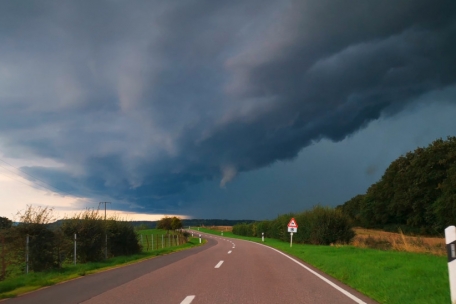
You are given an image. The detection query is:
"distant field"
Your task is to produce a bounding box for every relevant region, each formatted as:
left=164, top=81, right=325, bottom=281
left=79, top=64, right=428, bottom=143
left=352, top=227, right=445, bottom=255
left=195, top=227, right=449, bottom=304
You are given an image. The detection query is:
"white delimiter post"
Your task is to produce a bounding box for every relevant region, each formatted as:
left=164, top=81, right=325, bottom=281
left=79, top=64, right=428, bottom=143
left=446, top=226, right=456, bottom=304
left=199, top=234, right=202, bottom=244
left=74, top=234, right=77, bottom=265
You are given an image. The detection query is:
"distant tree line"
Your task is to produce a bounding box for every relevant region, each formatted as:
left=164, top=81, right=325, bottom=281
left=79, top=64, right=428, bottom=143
left=131, top=218, right=255, bottom=229
left=0, top=206, right=140, bottom=280
left=337, top=136, right=456, bottom=236
left=233, top=206, right=354, bottom=245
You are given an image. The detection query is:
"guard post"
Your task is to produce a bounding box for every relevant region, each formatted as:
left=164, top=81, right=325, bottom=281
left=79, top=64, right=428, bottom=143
left=445, top=226, right=456, bottom=303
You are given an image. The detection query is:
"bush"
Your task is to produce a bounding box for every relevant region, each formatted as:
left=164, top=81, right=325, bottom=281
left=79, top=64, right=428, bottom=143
left=233, top=206, right=354, bottom=245
left=14, top=206, right=60, bottom=272
left=61, top=209, right=105, bottom=263
left=106, top=219, right=141, bottom=256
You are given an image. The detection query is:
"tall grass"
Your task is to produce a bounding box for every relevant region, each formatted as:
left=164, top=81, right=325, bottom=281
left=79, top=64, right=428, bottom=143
left=352, top=228, right=446, bottom=255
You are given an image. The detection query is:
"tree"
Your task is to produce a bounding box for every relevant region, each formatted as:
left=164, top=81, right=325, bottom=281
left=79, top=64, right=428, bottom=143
left=0, top=217, right=12, bottom=230
left=157, top=217, right=172, bottom=231
left=338, top=136, right=456, bottom=235
left=171, top=217, right=183, bottom=230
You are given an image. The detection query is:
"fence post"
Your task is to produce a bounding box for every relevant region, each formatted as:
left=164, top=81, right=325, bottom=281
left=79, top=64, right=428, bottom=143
left=26, top=235, right=29, bottom=274
left=74, top=233, right=77, bottom=265
left=161, top=234, right=164, bottom=249
left=105, top=234, right=108, bottom=260
left=152, top=234, right=154, bottom=250
left=445, top=226, right=456, bottom=303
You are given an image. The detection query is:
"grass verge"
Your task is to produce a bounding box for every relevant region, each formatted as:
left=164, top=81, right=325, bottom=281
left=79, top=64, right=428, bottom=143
left=0, top=237, right=205, bottom=299
left=194, top=227, right=449, bottom=304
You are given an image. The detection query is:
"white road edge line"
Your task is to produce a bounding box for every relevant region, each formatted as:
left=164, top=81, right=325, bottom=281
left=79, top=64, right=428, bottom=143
left=228, top=250, right=232, bottom=254
left=215, top=260, right=224, bottom=268
left=180, top=295, right=195, bottom=304
left=251, top=242, right=367, bottom=304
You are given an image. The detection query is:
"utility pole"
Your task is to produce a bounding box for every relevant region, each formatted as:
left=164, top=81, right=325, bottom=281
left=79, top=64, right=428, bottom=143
left=99, top=202, right=111, bottom=259
left=99, top=202, right=111, bottom=220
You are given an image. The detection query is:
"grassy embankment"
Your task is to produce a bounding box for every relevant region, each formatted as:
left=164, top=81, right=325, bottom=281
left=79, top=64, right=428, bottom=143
left=195, top=227, right=449, bottom=304
left=0, top=229, right=204, bottom=299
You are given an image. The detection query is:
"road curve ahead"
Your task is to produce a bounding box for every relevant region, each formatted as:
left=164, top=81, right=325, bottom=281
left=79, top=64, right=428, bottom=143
left=5, top=232, right=377, bottom=304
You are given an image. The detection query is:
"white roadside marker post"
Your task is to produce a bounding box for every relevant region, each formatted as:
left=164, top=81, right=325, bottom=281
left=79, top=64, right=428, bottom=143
left=262, top=232, right=264, bottom=242
left=445, top=226, right=456, bottom=303
left=199, top=234, right=202, bottom=244
left=74, top=233, right=77, bottom=265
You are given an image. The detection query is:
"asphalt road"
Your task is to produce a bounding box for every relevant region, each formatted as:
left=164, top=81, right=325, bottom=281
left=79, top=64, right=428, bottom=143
left=4, top=232, right=377, bottom=304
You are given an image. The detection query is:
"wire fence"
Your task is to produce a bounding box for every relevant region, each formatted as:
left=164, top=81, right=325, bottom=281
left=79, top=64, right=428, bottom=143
left=139, top=234, right=187, bottom=251
left=0, top=231, right=189, bottom=279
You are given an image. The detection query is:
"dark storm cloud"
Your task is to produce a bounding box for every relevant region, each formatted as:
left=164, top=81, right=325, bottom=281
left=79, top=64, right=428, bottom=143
left=1, top=0, right=455, bottom=214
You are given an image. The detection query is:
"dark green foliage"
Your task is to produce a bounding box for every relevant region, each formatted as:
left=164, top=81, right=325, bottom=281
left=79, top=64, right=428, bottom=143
left=338, top=136, right=456, bottom=235
left=106, top=220, right=140, bottom=256
left=336, top=195, right=364, bottom=226
left=233, top=206, right=354, bottom=245
left=0, top=217, right=12, bottom=230
left=156, top=217, right=172, bottom=231
left=13, top=206, right=59, bottom=272
left=157, top=216, right=182, bottom=231
left=171, top=217, right=183, bottom=230
left=61, top=209, right=141, bottom=262
left=61, top=210, right=106, bottom=263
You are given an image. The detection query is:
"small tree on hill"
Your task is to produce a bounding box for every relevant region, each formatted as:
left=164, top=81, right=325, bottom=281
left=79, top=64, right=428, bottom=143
left=171, top=217, right=183, bottom=230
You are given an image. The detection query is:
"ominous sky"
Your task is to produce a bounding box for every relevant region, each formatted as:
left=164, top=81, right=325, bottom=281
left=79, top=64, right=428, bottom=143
left=1, top=0, right=456, bottom=220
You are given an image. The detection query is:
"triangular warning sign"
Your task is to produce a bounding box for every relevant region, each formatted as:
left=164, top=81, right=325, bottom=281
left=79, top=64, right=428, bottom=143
left=287, top=218, right=298, bottom=228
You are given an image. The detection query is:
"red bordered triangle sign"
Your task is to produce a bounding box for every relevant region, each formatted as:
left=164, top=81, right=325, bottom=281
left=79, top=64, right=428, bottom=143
left=287, top=218, right=298, bottom=228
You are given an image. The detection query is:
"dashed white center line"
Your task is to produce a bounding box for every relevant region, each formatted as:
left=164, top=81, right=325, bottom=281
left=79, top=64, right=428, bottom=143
left=180, top=295, right=195, bottom=304
left=228, top=250, right=232, bottom=254
left=215, top=260, right=224, bottom=268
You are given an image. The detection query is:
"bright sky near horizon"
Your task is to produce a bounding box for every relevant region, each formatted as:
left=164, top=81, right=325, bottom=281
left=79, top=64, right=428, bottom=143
left=1, top=1, right=456, bottom=221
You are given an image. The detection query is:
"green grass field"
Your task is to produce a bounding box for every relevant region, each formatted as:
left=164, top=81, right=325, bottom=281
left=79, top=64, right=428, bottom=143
left=194, top=227, right=450, bottom=304
left=0, top=235, right=204, bottom=299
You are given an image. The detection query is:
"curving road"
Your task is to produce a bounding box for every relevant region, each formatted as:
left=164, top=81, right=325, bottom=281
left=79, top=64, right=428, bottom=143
left=4, top=232, right=377, bottom=304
